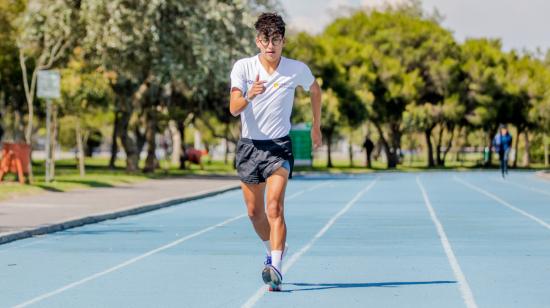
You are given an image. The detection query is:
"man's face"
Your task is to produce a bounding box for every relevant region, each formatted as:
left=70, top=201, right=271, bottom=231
left=500, top=128, right=508, bottom=135
left=256, top=33, right=285, bottom=62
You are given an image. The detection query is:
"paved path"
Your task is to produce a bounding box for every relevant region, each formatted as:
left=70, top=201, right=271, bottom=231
left=0, top=177, right=240, bottom=245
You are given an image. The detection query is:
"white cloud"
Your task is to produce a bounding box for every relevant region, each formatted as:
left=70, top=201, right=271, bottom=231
left=328, top=0, right=353, bottom=9
left=361, top=0, right=410, bottom=7
left=287, top=15, right=325, bottom=34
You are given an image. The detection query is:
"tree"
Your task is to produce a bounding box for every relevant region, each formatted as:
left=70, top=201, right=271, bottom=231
left=81, top=0, right=277, bottom=172
left=460, top=38, right=509, bottom=166
left=325, top=8, right=430, bottom=168
left=60, top=48, right=114, bottom=176
left=0, top=0, right=26, bottom=142
left=16, top=0, right=79, bottom=181
left=286, top=33, right=361, bottom=167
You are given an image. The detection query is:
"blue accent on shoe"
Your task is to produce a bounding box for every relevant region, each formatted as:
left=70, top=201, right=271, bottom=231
left=264, top=255, right=272, bottom=265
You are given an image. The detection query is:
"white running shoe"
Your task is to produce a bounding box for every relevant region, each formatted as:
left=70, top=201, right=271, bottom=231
left=262, top=264, right=283, bottom=291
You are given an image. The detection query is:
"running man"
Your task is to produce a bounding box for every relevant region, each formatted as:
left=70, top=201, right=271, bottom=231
left=229, top=12, right=322, bottom=291
left=492, top=124, right=513, bottom=178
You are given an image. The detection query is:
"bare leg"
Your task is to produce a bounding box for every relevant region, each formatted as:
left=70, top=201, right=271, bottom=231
left=266, top=167, right=289, bottom=251
left=241, top=182, right=270, bottom=241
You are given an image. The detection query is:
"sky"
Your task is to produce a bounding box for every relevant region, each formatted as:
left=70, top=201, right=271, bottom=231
left=278, top=0, right=550, bottom=53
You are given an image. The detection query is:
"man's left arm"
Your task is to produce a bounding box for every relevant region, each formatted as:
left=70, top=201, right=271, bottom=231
left=309, top=80, right=322, bottom=149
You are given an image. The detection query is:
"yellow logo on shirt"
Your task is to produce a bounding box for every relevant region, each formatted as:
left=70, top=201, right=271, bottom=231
left=274, top=82, right=280, bottom=89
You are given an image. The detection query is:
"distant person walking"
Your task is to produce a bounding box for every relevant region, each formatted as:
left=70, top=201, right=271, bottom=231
left=363, top=136, right=374, bottom=168
left=492, top=124, right=513, bottom=178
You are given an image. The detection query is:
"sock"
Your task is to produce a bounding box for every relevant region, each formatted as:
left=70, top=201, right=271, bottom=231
left=271, top=250, right=283, bottom=273
left=263, top=240, right=271, bottom=256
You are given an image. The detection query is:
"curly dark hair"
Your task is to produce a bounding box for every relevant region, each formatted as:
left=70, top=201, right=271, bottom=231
left=254, top=12, right=285, bottom=38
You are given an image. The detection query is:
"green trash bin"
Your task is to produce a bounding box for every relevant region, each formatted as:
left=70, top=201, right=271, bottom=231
left=483, top=146, right=490, bottom=163
left=290, top=123, right=312, bottom=167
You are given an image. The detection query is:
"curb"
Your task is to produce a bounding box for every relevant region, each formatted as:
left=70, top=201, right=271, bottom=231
left=0, top=184, right=241, bottom=246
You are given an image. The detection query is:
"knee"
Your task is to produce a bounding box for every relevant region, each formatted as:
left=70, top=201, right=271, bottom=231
left=247, top=206, right=265, bottom=221
left=266, top=199, right=283, bottom=219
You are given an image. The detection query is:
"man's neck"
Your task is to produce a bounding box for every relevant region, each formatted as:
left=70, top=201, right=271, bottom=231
left=259, top=54, right=281, bottom=74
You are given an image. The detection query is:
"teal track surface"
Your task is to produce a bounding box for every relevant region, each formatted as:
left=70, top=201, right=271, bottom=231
left=1, top=171, right=549, bottom=307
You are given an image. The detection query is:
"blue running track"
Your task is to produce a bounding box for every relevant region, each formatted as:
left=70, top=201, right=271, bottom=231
left=1, top=171, right=549, bottom=307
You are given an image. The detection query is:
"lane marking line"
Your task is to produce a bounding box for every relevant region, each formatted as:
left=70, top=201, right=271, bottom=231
left=12, top=181, right=331, bottom=307
left=490, top=177, right=550, bottom=197
left=455, top=176, right=550, bottom=230
left=242, top=178, right=378, bottom=308
left=417, top=176, right=478, bottom=308
left=12, top=214, right=247, bottom=308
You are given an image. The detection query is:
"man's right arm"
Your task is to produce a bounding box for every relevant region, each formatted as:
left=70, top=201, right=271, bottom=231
left=229, top=74, right=266, bottom=117
left=230, top=89, right=249, bottom=116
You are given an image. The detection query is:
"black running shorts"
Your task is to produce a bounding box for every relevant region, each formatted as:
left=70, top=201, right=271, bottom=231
left=235, top=135, right=294, bottom=184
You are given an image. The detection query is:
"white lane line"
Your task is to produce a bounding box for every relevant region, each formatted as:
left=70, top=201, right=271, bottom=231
left=454, top=176, right=550, bottom=230
left=286, top=181, right=332, bottom=200
left=242, top=178, right=378, bottom=308
left=416, top=176, right=478, bottom=308
left=12, top=214, right=247, bottom=308
left=490, top=177, right=550, bottom=197
left=12, top=180, right=331, bottom=307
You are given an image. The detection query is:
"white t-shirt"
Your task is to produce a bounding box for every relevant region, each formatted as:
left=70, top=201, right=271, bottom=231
left=230, top=54, right=315, bottom=140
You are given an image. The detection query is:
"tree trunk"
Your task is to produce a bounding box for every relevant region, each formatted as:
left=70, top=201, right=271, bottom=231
left=513, top=126, right=521, bottom=168
left=388, top=123, right=401, bottom=168
left=0, top=92, right=5, bottom=142
left=118, top=109, right=139, bottom=173
left=177, top=120, right=187, bottom=169
left=425, top=127, right=435, bottom=167
left=441, top=126, right=455, bottom=166
left=19, top=51, right=37, bottom=182
left=485, top=126, right=498, bottom=167
left=522, top=130, right=531, bottom=167
left=143, top=108, right=158, bottom=173
left=109, top=111, right=119, bottom=169
left=436, top=125, right=444, bottom=166
left=224, top=122, right=230, bottom=165
left=326, top=132, right=333, bottom=168
left=13, top=109, right=25, bottom=142
left=544, top=134, right=549, bottom=167
left=454, top=126, right=464, bottom=163
left=374, top=123, right=398, bottom=169
left=112, top=73, right=150, bottom=172
left=348, top=132, right=354, bottom=167
left=366, top=150, right=372, bottom=169
left=76, top=119, right=86, bottom=177
left=169, top=120, right=181, bottom=165
left=135, top=125, right=146, bottom=157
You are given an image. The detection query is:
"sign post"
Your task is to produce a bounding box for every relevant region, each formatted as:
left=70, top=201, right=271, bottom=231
left=37, top=70, right=60, bottom=182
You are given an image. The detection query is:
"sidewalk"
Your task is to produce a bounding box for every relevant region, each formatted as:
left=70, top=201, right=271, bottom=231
left=0, top=176, right=241, bottom=245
